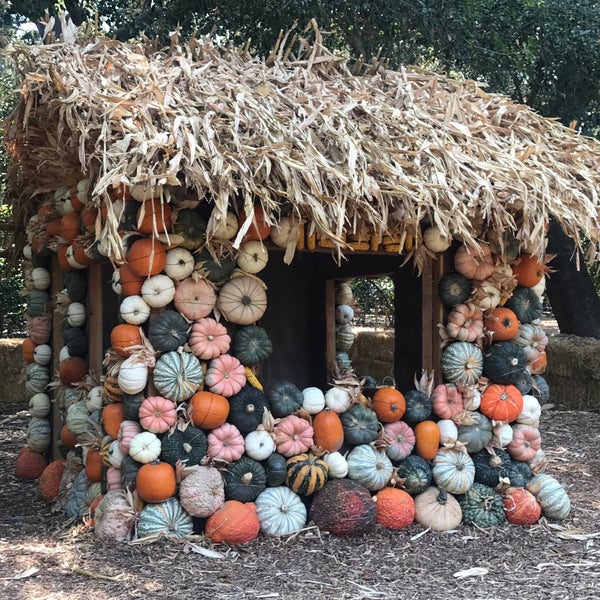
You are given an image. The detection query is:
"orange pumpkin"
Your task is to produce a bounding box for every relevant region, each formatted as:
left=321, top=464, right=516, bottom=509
left=371, top=387, right=406, bottom=423
left=15, top=446, right=49, bottom=479
left=529, top=351, right=547, bottom=375
left=111, top=324, right=143, bottom=357
left=39, top=459, right=67, bottom=501
left=126, top=238, right=167, bottom=277
left=239, top=204, right=272, bottom=241
left=485, top=307, right=520, bottom=341
left=45, top=217, right=63, bottom=238
left=102, top=403, right=125, bottom=439
left=480, top=384, right=523, bottom=423
left=60, top=212, right=82, bottom=243
left=59, top=356, right=88, bottom=386
left=57, top=244, right=77, bottom=272
left=85, top=448, right=104, bottom=482
left=503, top=487, right=542, bottom=525
left=374, top=487, right=415, bottom=530
left=60, top=424, right=78, bottom=450
left=312, top=409, right=344, bottom=452
left=188, top=391, right=230, bottom=429
left=22, top=338, right=36, bottom=363
left=81, top=205, right=99, bottom=233
left=413, top=420, right=440, bottom=460
left=136, top=198, right=172, bottom=235
left=205, top=500, right=260, bottom=544
left=512, top=254, right=546, bottom=288
left=118, top=263, right=145, bottom=296
left=136, top=461, right=177, bottom=503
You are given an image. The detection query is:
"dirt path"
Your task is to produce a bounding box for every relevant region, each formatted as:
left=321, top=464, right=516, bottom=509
left=1, top=402, right=599, bottom=600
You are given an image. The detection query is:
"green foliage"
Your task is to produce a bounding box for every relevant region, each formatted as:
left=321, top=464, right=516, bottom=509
left=351, top=276, right=394, bottom=328
left=0, top=206, right=25, bottom=336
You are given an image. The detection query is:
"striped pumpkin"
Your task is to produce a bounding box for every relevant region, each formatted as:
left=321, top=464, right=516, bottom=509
left=152, top=351, right=204, bottom=403
left=285, top=453, right=329, bottom=496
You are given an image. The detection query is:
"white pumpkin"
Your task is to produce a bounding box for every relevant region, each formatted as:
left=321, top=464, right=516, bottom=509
left=210, top=210, right=238, bottom=241
left=491, top=422, right=514, bottom=449
left=244, top=429, right=276, bottom=461
left=324, top=387, right=352, bottom=413
left=130, top=182, right=162, bottom=202
left=141, top=274, right=176, bottom=308
left=118, top=356, right=148, bottom=395
left=269, top=216, right=296, bottom=248
left=164, top=247, right=195, bottom=281
left=531, top=276, right=546, bottom=298
left=437, top=419, right=458, bottom=446
left=86, top=386, right=104, bottom=412
left=67, top=302, right=87, bottom=327
left=335, top=304, right=355, bottom=324
left=33, top=344, right=52, bottom=366
left=28, top=392, right=51, bottom=418
left=107, top=439, right=125, bottom=468
left=31, top=267, right=51, bottom=290
left=323, top=451, right=349, bottom=479
left=59, top=345, right=71, bottom=362
left=335, top=282, right=354, bottom=305
left=119, top=295, right=151, bottom=325
left=236, top=240, right=269, bottom=274
left=423, top=226, right=452, bottom=253
left=128, top=431, right=162, bottom=464
left=65, top=244, right=88, bottom=270
left=301, top=387, right=325, bottom=414
left=23, top=244, right=33, bottom=261
left=111, top=269, right=122, bottom=295
left=517, top=394, right=542, bottom=427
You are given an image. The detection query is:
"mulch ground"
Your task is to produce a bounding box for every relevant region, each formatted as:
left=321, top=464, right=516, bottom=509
left=1, top=400, right=599, bottom=600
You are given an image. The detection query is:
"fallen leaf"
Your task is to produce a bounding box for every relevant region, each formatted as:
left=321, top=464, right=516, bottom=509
left=453, top=567, right=488, bottom=579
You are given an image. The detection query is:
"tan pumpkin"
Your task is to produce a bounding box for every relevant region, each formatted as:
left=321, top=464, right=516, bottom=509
left=236, top=240, right=269, bottom=274
left=218, top=274, right=267, bottom=325
left=173, top=276, right=217, bottom=321
left=141, top=274, right=176, bottom=308
left=454, top=244, right=495, bottom=280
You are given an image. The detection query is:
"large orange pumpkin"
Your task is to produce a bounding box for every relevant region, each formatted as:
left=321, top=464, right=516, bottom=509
left=126, top=238, right=167, bottom=277
left=137, top=198, right=172, bottom=235
left=239, top=204, right=272, bottom=241
left=188, top=391, right=230, bottom=429
left=59, top=356, right=88, bottom=386
left=371, top=387, right=406, bottom=423
left=110, top=324, right=143, bottom=357
left=413, top=420, right=440, bottom=460
left=480, top=384, right=523, bottom=423
left=136, top=461, right=177, bottom=503
left=118, top=263, right=145, bottom=296
left=512, top=254, right=546, bottom=288
left=374, top=487, right=415, bottom=530
left=485, top=307, right=520, bottom=341
left=205, top=500, right=260, bottom=544
left=312, top=409, right=344, bottom=452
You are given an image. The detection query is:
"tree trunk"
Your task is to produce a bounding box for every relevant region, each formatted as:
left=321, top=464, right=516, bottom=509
left=545, top=219, right=600, bottom=339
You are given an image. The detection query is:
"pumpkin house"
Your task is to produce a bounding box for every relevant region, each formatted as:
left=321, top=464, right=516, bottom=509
left=6, top=26, right=600, bottom=538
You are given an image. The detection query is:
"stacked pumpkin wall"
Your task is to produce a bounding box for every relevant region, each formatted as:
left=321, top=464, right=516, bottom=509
left=17, top=183, right=571, bottom=541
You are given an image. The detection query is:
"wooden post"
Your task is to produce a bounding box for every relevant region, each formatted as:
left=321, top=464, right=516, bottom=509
left=87, top=263, right=104, bottom=378
left=50, top=258, right=64, bottom=460
left=325, top=279, right=337, bottom=378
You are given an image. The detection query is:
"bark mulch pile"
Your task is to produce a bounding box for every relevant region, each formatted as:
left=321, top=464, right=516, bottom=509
left=1, top=401, right=599, bottom=600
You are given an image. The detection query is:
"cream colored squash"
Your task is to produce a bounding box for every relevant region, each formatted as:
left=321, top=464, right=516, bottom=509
left=236, top=240, right=269, bottom=274
left=141, top=274, right=176, bottom=308
left=119, top=295, right=151, bottom=325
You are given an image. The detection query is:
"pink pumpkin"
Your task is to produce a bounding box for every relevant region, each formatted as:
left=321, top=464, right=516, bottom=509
left=189, top=317, right=231, bottom=360
left=507, top=424, right=542, bottom=462
left=105, top=466, right=122, bottom=491
left=273, top=414, right=314, bottom=457
left=383, top=420, right=415, bottom=461
left=431, top=383, right=464, bottom=420
left=207, top=422, right=246, bottom=462
left=117, top=420, right=142, bottom=454
left=138, top=396, right=177, bottom=434
left=204, top=354, right=246, bottom=398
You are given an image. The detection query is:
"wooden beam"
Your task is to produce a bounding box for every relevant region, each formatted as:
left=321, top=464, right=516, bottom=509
left=87, top=263, right=104, bottom=378
left=50, top=258, right=64, bottom=460
left=325, top=280, right=337, bottom=378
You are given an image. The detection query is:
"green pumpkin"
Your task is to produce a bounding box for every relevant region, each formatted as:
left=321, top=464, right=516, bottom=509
left=531, top=374, right=550, bottom=404
left=122, top=393, right=144, bottom=421
left=264, top=452, right=288, bottom=487
left=160, top=425, right=208, bottom=467
left=504, top=286, right=543, bottom=324
left=153, top=351, right=203, bottom=403
left=526, top=474, right=571, bottom=520
left=346, top=444, right=394, bottom=491
left=26, top=290, right=50, bottom=318
left=147, top=310, right=190, bottom=352
left=25, top=363, right=51, bottom=396
left=62, top=326, right=89, bottom=358
left=194, top=249, right=236, bottom=284
left=457, top=411, right=492, bottom=453
left=483, top=342, right=528, bottom=385
left=63, top=270, right=87, bottom=302
left=267, top=381, right=303, bottom=418
left=340, top=403, right=380, bottom=446
left=285, top=453, right=329, bottom=496
left=508, top=460, right=533, bottom=488
left=438, top=272, right=473, bottom=307
left=227, top=385, right=268, bottom=434
left=459, top=482, right=505, bottom=528
left=27, top=416, right=52, bottom=452
left=513, top=370, right=534, bottom=395
left=233, top=325, right=273, bottom=366
left=120, top=455, right=141, bottom=488
left=224, top=456, right=267, bottom=502
left=441, top=342, right=483, bottom=386
left=65, top=469, right=88, bottom=518
left=395, top=455, right=432, bottom=496
left=137, top=497, right=194, bottom=539
left=173, top=208, right=207, bottom=250
left=403, top=390, right=433, bottom=424
left=472, top=448, right=513, bottom=488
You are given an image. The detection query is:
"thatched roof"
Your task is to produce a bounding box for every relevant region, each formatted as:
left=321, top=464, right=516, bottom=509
left=4, top=24, right=600, bottom=267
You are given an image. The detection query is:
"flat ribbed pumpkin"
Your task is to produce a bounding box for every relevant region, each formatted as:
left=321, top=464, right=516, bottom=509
left=204, top=354, right=246, bottom=397
left=218, top=274, right=267, bottom=325
left=173, top=276, right=217, bottom=320
left=189, top=317, right=231, bottom=360
left=138, top=396, right=177, bottom=434
left=152, top=351, right=204, bottom=403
